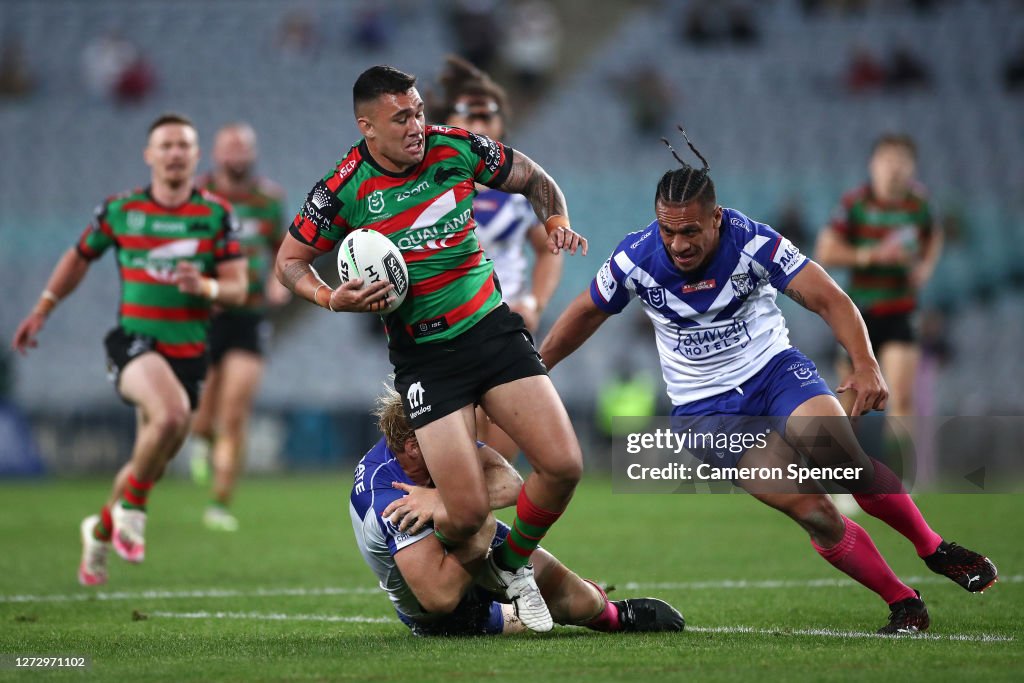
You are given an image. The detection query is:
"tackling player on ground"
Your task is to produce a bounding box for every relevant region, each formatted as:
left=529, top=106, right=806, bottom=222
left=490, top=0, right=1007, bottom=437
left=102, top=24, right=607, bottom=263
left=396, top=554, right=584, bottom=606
left=539, top=128, right=996, bottom=634
left=189, top=122, right=291, bottom=532
left=276, top=65, right=588, bottom=632
left=11, top=113, right=247, bottom=585
left=350, top=387, right=684, bottom=636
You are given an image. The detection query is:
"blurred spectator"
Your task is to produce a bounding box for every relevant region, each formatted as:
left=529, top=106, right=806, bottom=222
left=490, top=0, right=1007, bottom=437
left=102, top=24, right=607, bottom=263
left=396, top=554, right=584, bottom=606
left=728, top=3, right=759, bottom=45
left=886, top=47, right=931, bottom=90
left=113, top=54, right=156, bottom=105
left=801, top=0, right=869, bottom=17
left=81, top=30, right=135, bottom=99
left=277, top=9, right=319, bottom=60
left=681, top=1, right=759, bottom=47
left=501, top=0, right=561, bottom=91
left=352, top=3, right=391, bottom=52
left=609, top=63, right=674, bottom=136
left=1003, top=45, right=1024, bottom=91
left=449, top=0, right=502, bottom=72
left=845, top=45, right=886, bottom=93
left=0, top=35, right=35, bottom=99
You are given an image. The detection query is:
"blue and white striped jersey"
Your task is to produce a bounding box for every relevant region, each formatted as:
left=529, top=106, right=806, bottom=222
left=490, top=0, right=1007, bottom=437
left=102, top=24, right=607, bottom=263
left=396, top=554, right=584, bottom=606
left=474, top=188, right=537, bottom=303
left=349, top=438, right=434, bottom=619
left=589, top=208, right=808, bottom=406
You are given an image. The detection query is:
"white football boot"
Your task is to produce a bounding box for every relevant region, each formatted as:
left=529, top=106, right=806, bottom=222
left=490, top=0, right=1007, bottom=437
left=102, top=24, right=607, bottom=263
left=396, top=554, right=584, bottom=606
left=78, top=515, right=110, bottom=586
left=112, top=504, right=146, bottom=563
left=480, top=552, right=553, bottom=632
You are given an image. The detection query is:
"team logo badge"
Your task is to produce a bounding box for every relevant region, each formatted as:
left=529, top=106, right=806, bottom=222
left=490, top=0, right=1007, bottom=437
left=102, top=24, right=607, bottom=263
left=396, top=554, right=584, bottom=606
left=126, top=211, right=146, bottom=232
left=730, top=273, right=754, bottom=297
left=367, top=190, right=385, bottom=214
left=646, top=286, right=666, bottom=308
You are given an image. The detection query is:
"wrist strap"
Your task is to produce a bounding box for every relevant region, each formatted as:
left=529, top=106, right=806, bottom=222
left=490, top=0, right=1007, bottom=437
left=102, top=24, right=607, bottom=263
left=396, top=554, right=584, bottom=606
left=206, top=278, right=220, bottom=301
left=36, top=289, right=60, bottom=316
left=544, top=214, right=571, bottom=235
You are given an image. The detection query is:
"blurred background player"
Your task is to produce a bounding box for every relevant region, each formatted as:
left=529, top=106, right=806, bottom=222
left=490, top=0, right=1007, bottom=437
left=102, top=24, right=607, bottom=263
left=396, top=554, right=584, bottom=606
left=10, top=113, right=246, bottom=585
left=277, top=65, right=588, bottom=632
left=188, top=122, right=291, bottom=532
left=432, top=55, right=564, bottom=461
left=814, top=134, right=943, bottom=419
left=351, top=387, right=684, bottom=636
left=539, top=130, right=995, bottom=634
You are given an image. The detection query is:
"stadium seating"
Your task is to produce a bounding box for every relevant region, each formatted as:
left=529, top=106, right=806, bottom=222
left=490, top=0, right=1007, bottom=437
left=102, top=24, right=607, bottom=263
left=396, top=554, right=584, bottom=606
left=1, top=0, right=1020, bottom=415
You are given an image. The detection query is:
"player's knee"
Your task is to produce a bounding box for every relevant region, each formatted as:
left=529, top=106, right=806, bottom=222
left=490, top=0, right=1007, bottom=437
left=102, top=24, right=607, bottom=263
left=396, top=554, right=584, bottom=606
left=535, top=444, right=583, bottom=490
left=150, top=404, right=191, bottom=442
left=418, top=590, right=462, bottom=616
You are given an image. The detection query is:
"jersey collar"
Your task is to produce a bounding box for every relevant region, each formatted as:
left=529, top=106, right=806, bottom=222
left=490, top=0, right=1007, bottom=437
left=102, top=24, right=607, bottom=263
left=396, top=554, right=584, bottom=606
left=358, top=139, right=425, bottom=179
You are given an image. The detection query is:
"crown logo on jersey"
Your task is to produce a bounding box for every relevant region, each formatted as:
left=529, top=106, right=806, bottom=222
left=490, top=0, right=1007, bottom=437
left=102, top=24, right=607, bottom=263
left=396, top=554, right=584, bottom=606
left=311, top=185, right=332, bottom=210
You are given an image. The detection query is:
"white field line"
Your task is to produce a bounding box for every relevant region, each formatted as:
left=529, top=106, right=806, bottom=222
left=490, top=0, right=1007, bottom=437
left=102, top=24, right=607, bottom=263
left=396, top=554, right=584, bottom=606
left=617, top=573, right=1022, bottom=592
left=0, top=585, right=378, bottom=604
left=2, top=574, right=1019, bottom=605
left=148, top=611, right=1014, bottom=642
left=686, top=625, right=1014, bottom=643
left=151, top=610, right=391, bottom=624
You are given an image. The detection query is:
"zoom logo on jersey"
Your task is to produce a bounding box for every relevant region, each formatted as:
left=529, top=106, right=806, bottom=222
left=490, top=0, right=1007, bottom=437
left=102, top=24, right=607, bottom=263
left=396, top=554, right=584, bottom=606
left=383, top=252, right=408, bottom=294
left=303, top=181, right=342, bottom=231
left=396, top=180, right=429, bottom=202
left=468, top=133, right=503, bottom=175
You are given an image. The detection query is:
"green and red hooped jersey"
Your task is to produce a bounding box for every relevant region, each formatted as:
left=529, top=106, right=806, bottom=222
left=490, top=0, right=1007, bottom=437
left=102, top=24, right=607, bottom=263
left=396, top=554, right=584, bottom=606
left=829, top=183, right=934, bottom=316
left=290, top=125, right=515, bottom=347
left=199, top=175, right=285, bottom=314
left=76, top=186, right=243, bottom=359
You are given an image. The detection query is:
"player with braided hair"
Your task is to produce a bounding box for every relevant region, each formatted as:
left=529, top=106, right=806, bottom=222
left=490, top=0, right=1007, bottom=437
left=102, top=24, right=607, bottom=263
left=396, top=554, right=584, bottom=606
left=540, top=127, right=996, bottom=634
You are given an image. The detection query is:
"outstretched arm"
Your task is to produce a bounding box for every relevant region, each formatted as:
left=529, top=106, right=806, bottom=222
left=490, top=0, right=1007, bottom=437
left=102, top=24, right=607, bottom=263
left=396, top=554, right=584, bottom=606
left=498, top=151, right=587, bottom=256
left=538, top=291, right=612, bottom=371
left=274, top=232, right=394, bottom=313
left=782, top=261, right=887, bottom=415
left=11, top=248, right=92, bottom=354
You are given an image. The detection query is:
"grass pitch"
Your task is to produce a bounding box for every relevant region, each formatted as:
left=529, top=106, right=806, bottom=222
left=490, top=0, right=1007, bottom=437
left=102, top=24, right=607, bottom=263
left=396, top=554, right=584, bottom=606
left=0, top=475, right=1020, bottom=682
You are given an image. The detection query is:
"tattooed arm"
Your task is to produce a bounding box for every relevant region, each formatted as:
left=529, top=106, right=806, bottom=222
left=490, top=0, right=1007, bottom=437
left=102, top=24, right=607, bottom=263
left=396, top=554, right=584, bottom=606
left=275, top=233, right=394, bottom=313
left=498, top=151, right=587, bottom=256
left=783, top=261, right=886, bottom=414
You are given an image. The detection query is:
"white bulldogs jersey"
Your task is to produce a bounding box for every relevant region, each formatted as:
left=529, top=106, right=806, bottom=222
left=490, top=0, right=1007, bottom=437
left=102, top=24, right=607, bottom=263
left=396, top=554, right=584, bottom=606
left=589, top=208, right=808, bottom=405
left=473, top=188, right=537, bottom=303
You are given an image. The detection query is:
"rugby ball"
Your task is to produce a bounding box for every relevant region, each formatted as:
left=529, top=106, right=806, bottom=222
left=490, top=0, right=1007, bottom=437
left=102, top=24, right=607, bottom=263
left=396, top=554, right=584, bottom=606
left=337, top=229, right=409, bottom=315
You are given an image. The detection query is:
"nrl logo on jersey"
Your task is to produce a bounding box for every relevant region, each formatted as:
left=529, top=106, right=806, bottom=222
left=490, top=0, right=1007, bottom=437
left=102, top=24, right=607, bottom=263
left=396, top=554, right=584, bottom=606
left=367, top=190, right=386, bottom=214
left=731, top=273, right=754, bottom=297
left=638, top=285, right=666, bottom=308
